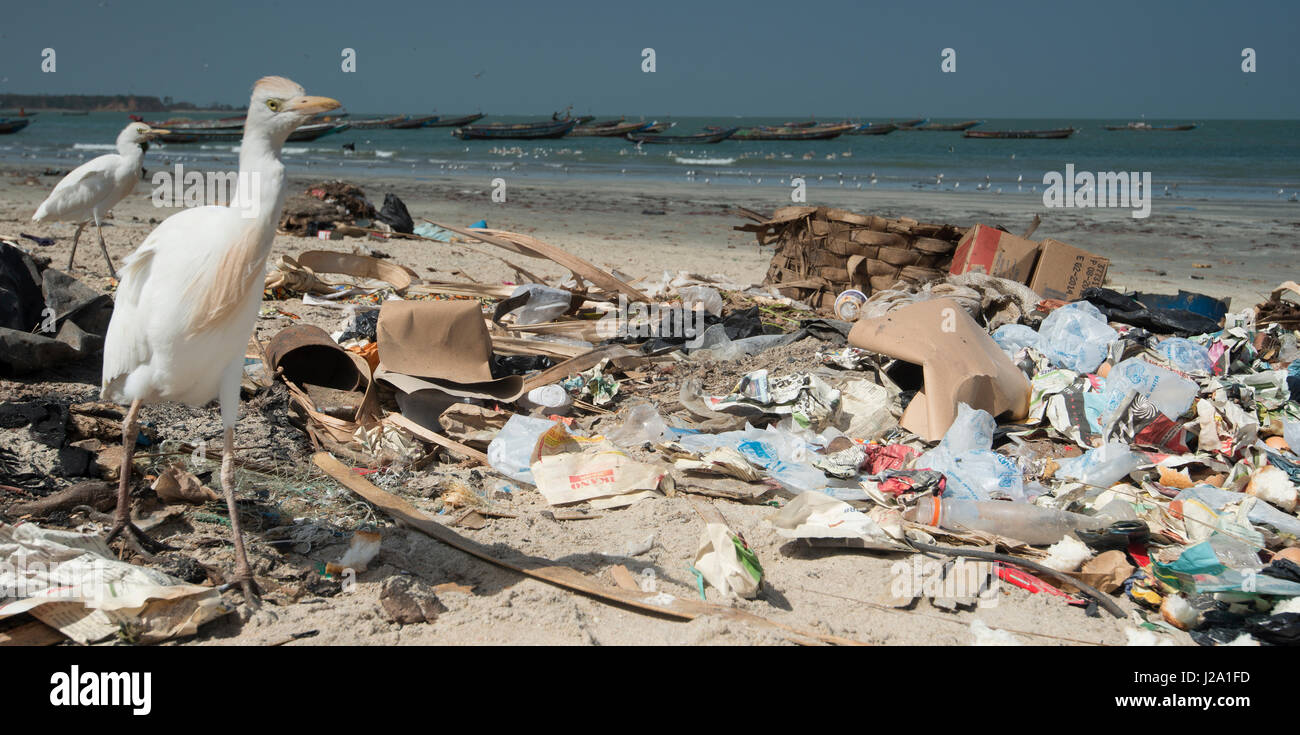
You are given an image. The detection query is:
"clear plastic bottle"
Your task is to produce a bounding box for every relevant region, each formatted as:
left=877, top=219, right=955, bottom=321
left=904, top=496, right=1107, bottom=546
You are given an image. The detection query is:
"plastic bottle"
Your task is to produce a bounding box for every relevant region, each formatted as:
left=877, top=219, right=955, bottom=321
left=904, top=497, right=1108, bottom=545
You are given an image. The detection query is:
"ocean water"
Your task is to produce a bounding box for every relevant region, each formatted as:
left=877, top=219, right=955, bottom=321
left=2, top=112, right=1298, bottom=201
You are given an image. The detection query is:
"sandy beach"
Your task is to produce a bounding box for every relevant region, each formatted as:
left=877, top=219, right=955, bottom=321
left=2, top=163, right=1296, bottom=646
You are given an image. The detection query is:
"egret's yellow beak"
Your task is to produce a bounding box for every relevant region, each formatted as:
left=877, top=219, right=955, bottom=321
left=286, top=96, right=341, bottom=114
left=145, top=128, right=171, bottom=138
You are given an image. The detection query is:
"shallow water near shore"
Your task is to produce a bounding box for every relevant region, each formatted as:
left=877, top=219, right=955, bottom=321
left=4, top=113, right=1299, bottom=202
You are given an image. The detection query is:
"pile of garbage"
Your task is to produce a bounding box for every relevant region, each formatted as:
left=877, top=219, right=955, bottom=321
left=5, top=207, right=1300, bottom=647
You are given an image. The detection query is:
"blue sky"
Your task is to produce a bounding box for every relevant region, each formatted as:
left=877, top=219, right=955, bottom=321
left=1, top=0, right=1295, bottom=117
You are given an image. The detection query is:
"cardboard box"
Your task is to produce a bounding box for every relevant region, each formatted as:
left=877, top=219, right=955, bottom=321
left=949, top=224, right=1039, bottom=283
left=1028, top=238, right=1109, bottom=301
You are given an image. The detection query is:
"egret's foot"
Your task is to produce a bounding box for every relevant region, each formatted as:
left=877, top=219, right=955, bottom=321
left=106, top=521, right=173, bottom=553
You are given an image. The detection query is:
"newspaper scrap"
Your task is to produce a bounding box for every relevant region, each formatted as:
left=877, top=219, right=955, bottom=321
left=765, top=491, right=908, bottom=551
left=673, top=446, right=765, bottom=482
left=0, top=523, right=228, bottom=644
left=693, top=522, right=762, bottom=599
left=529, top=422, right=664, bottom=505
left=704, top=370, right=842, bottom=430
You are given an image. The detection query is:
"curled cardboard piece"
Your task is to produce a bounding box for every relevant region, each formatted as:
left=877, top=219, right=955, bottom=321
left=847, top=297, right=1030, bottom=441
left=266, top=251, right=415, bottom=297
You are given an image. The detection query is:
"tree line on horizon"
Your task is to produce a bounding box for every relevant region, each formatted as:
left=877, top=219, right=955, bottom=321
left=0, top=93, right=238, bottom=112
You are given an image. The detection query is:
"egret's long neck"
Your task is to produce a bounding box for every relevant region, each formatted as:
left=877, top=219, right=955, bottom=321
left=117, top=141, right=144, bottom=166
left=234, top=133, right=287, bottom=240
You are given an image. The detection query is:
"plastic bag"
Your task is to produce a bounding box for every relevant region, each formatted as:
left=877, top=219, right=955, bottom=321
left=1054, top=441, right=1143, bottom=488
left=377, top=193, right=414, bottom=234
left=508, top=284, right=574, bottom=325
left=605, top=403, right=672, bottom=447
left=991, top=324, right=1041, bottom=355
left=486, top=415, right=557, bottom=485
left=1285, top=421, right=1300, bottom=456
left=937, top=403, right=996, bottom=455
left=1037, top=301, right=1118, bottom=373
left=677, top=285, right=723, bottom=317
left=1100, top=358, right=1199, bottom=422
left=1157, top=337, right=1214, bottom=374
left=918, top=404, right=1023, bottom=501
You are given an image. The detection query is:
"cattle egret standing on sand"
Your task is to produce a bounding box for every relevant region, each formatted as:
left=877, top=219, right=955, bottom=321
left=32, top=122, right=170, bottom=277
left=101, top=77, right=340, bottom=604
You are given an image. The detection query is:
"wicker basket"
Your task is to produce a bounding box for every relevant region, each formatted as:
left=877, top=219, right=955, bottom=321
left=740, top=206, right=967, bottom=312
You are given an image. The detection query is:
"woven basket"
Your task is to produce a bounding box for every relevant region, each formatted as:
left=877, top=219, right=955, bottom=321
left=740, top=206, right=967, bottom=312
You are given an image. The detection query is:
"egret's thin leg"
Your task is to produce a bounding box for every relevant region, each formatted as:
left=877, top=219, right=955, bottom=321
left=105, top=400, right=168, bottom=552
left=221, top=425, right=259, bottom=605
left=66, top=221, right=87, bottom=271
left=93, top=213, right=117, bottom=279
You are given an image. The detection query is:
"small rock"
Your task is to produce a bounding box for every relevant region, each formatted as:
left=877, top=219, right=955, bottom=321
left=379, top=576, right=446, bottom=625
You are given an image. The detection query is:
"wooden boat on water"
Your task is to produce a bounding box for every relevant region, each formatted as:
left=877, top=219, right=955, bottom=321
left=892, top=117, right=927, bottom=128
left=846, top=123, right=898, bottom=136
left=62, top=111, right=90, bottom=116
left=289, top=123, right=351, bottom=142
left=453, top=118, right=577, bottom=140
left=349, top=115, right=411, bottom=129
left=912, top=120, right=983, bottom=131
left=422, top=113, right=487, bottom=128
left=715, top=122, right=858, bottom=141
left=568, top=120, right=651, bottom=137
left=130, top=114, right=246, bottom=131
left=626, top=127, right=737, bottom=144
left=158, top=122, right=350, bottom=143
left=964, top=128, right=1075, bottom=139
left=390, top=115, right=440, bottom=129
left=0, top=118, right=31, bottom=134
left=641, top=121, right=674, bottom=133
left=1103, top=122, right=1197, bottom=131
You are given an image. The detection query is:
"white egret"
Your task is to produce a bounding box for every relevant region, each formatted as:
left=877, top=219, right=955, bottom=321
left=32, top=122, right=170, bottom=277
left=101, top=77, right=340, bottom=603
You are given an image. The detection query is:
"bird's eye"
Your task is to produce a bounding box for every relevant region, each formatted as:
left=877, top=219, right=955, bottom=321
left=266, top=99, right=281, bottom=112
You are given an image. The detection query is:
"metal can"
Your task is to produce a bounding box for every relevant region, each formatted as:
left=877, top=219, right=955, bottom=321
left=834, top=289, right=868, bottom=321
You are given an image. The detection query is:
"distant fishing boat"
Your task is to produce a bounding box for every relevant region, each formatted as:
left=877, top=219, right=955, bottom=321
left=892, top=117, right=927, bottom=128
left=625, top=127, right=737, bottom=144
left=782, top=120, right=821, bottom=128
left=62, top=111, right=90, bottom=116
left=130, top=114, right=246, bottom=131
left=453, top=118, right=578, bottom=140
left=157, top=122, right=349, bottom=143
left=568, top=120, right=652, bottom=137
left=288, top=123, right=351, bottom=141
left=390, top=115, right=440, bottom=129
left=964, top=128, right=1075, bottom=139
left=912, top=120, right=983, bottom=131
left=716, top=122, right=858, bottom=141
left=1103, top=122, right=1198, bottom=131
left=846, top=123, right=898, bottom=136
left=349, top=115, right=411, bottom=129
left=0, top=118, right=31, bottom=134
left=641, top=121, right=675, bottom=133
left=422, top=113, right=487, bottom=128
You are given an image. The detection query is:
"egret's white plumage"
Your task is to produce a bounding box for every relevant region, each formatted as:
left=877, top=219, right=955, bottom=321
left=99, top=77, right=340, bottom=601
left=33, top=122, right=166, bottom=276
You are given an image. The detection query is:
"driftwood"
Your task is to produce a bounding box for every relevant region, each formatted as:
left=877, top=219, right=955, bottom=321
left=313, top=452, right=864, bottom=646
left=9, top=481, right=115, bottom=518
